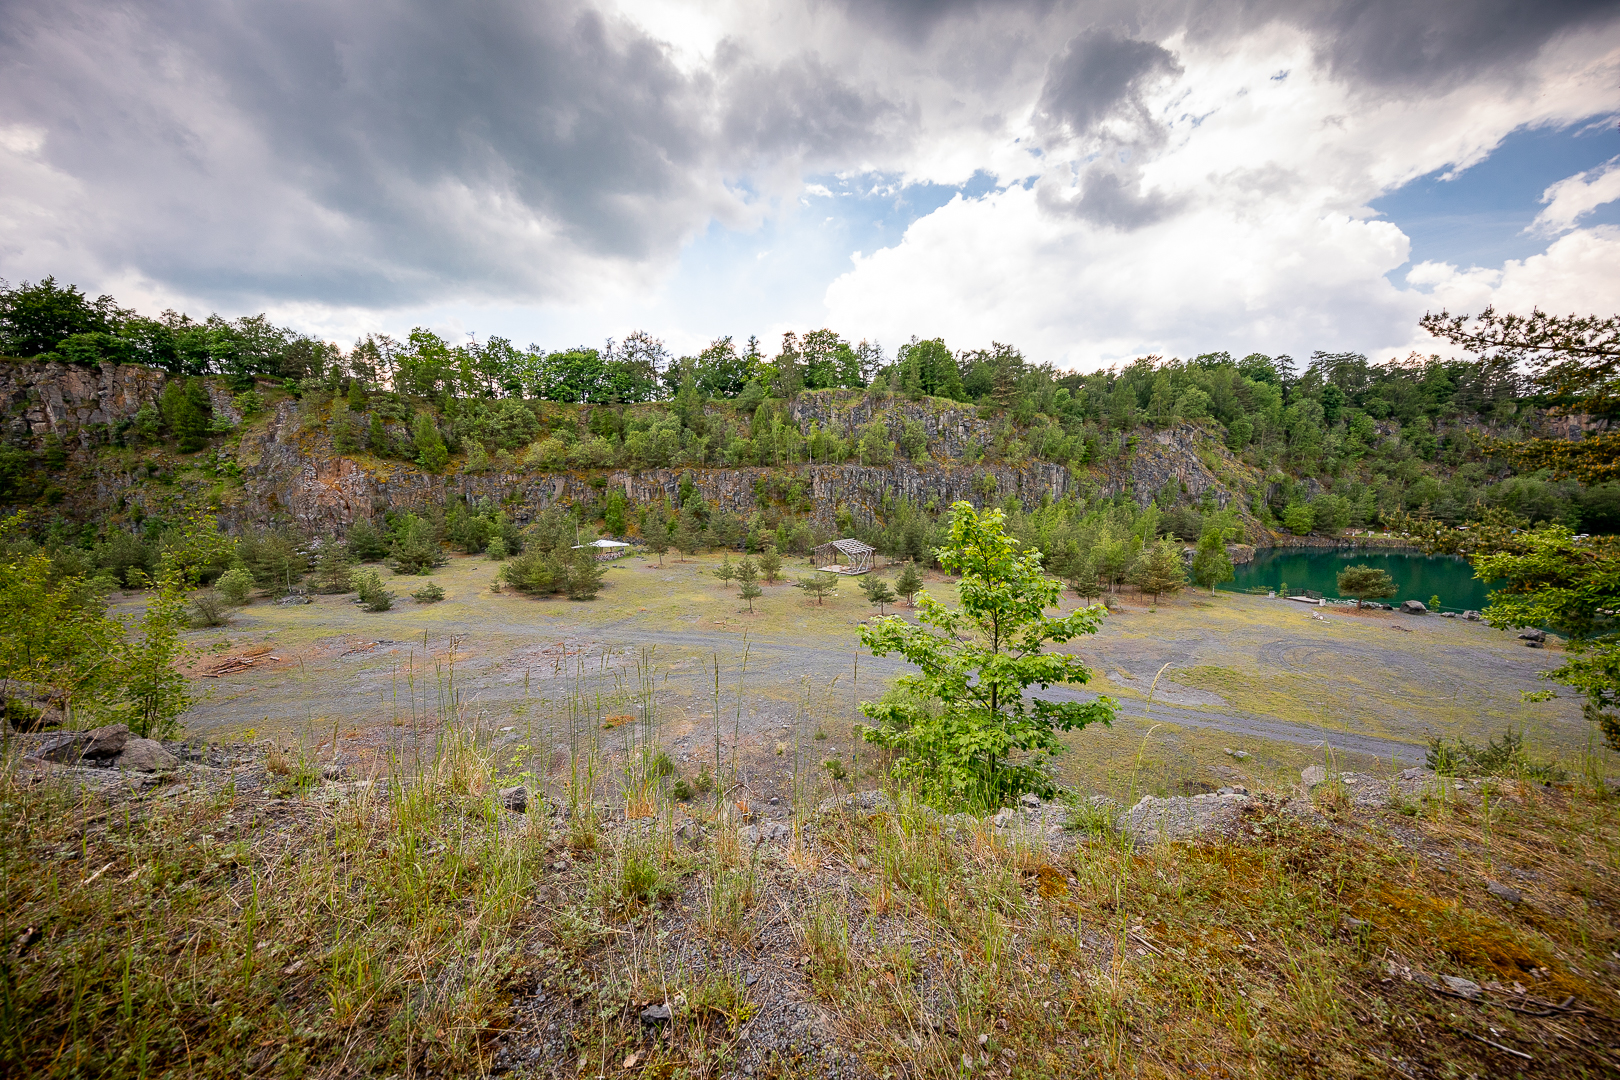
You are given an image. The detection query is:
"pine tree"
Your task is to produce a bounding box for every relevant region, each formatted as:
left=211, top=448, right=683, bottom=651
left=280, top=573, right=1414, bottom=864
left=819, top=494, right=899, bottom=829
left=1129, top=539, right=1186, bottom=603
left=758, top=546, right=782, bottom=583
left=894, top=561, right=923, bottom=604
left=1190, top=532, right=1234, bottom=593
left=736, top=556, right=761, bottom=613
left=796, top=571, right=836, bottom=605
left=861, top=574, right=897, bottom=615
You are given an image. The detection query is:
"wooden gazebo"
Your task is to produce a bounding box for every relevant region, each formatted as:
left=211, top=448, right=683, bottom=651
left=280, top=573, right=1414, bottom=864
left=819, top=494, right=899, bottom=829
left=813, top=538, right=874, bottom=576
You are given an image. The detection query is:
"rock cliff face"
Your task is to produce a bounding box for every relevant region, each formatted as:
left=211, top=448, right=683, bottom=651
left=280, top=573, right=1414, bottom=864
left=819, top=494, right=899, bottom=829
left=0, top=361, right=165, bottom=445
left=2, top=361, right=1262, bottom=535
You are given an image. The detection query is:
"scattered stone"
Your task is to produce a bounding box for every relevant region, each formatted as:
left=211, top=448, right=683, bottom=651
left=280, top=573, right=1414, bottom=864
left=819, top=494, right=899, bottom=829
left=1342, top=917, right=1369, bottom=931
left=992, top=808, right=1016, bottom=829
left=1441, top=611, right=1456, bottom=619
left=763, top=822, right=791, bottom=842
left=1486, top=880, right=1524, bottom=905
left=275, top=593, right=313, bottom=606
left=83, top=723, right=129, bottom=759
left=1518, top=628, right=1546, bottom=647
left=1223, top=747, right=1251, bottom=760
left=639, top=1003, right=672, bottom=1026
left=675, top=820, right=704, bottom=845
left=1399, top=767, right=1429, bottom=780
left=1019, top=792, right=1041, bottom=809
left=741, top=825, right=762, bottom=845
left=1118, top=791, right=1250, bottom=845
left=1301, top=765, right=1327, bottom=786
left=1440, top=975, right=1482, bottom=999
left=498, top=785, right=528, bottom=813
left=1463, top=610, right=1483, bottom=622
left=115, top=738, right=179, bottom=772
left=1400, top=600, right=1427, bottom=615
left=34, top=733, right=88, bottom=763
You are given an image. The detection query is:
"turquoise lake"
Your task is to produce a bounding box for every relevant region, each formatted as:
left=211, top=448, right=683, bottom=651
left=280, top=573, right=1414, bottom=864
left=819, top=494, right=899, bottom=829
left=1219, top=548, right=1495, bottom=612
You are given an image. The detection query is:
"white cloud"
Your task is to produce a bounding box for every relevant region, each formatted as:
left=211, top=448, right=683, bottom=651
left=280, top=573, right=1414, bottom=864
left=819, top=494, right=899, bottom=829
left=1530, top=156, right=1620, bottom=235
left=824, top=22, right=1620, bottom=370
left=1408, top=225, right=1620, bottom=319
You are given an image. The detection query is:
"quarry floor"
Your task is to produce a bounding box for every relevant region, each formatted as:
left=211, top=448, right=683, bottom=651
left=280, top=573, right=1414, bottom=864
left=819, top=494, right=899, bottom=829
left=145, top=550, right=1601, bottom=805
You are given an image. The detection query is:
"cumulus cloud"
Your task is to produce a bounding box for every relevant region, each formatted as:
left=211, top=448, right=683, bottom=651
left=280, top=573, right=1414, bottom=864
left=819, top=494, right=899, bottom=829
left=0, top=0, right=1617, bottom=358
left=1531, top=156, right=1620, bottom=235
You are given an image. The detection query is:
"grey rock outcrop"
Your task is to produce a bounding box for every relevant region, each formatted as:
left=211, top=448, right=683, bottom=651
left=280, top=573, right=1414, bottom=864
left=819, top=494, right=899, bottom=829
left=115, top=738, right=178, bottom=772
left=1400, top=600, right=1427, bottom=615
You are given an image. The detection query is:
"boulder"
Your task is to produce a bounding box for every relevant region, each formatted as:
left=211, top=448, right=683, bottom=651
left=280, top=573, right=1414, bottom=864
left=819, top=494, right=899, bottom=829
left=1400, top=600, right=1427, bottom=615
left=1517, top=628, right=1546, bottom=644
left=83, top=723, right=129, bottom=759
left=1463, top=610, right=1483, bottom=622
left=1301, top=765, right=1327, bottom=786
left=34, top=733, right=88, bottom=763
left=115, top=738, right=178, bottom=772
left=498, top=785, right=528, bottom=813
left=1486, top=880, right=1523, bottom=904
left=1117, top=791, right=1249, bottom=845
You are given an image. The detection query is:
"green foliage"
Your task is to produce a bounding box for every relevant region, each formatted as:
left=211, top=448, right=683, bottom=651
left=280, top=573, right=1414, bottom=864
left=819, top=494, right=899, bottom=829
left=1191, top=531, right=1235, bottom=592
left=1336, top=564, right=1397, bottom=607
left=386, top=513, right=446, bottom=575
left=486, top=536, right=508, bottom=560
left=894, top=561, right=923, bottom=603
left=712, top=554, right=735, bottom=583
left=214, top=567, right=255, bottom=605
left=1282, top=503, right=1315, bottom=535
left=736, top=556, right=762, bottom=612
left=238, top=529, right=308, bottom=593
left=354, top=569, right=394, bottom=612
left=346, top=518, right=389, bottom=562
left=858, top=501, right=1115, bottom=807
left=311, top=544, right=355, bottom=594
left=1425, top=727, right=1567, bottom=783
left=159, top=377, right=214, bottom=452
left=411, top=581, right=445, bottom=603
left=756, top=546, right=782, bottom=583
left=1129, top=538, right=1187, bottom=602
left=860, top=573, right=896, bottom=614
left=412, top=414, right=449, bottom=473
left=187, top=589, right=230, bottom=628
left=795, top=572, right=836, bottom=605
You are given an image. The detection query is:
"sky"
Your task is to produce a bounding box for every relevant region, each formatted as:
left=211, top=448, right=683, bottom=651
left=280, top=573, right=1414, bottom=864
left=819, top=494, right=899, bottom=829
left=1, top=0, right=1618, bottom=373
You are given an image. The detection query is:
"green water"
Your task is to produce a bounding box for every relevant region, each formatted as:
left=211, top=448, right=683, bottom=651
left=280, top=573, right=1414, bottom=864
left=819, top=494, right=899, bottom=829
left=1220, top=548, right=1495, bottom=612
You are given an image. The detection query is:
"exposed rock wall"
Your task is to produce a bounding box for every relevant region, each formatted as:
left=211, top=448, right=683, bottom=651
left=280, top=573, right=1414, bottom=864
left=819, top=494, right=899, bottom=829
left=0, top=360, right=165, bottom=445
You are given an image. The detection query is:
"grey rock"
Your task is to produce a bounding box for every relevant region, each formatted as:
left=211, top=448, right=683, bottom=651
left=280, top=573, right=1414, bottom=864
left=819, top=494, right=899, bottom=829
left=763, top=822, right=791, bottom=842
left=1486, top=880, right=1523, bottom=904
left=1342, top=917, right=1369, bottom=931
left=83, top=723, right=129, bottom=759
left=275, top=593, right=312, bottom=606
left=1518, top=628, right=1546, bottom=643
left=675, top=820, right=704, bottom=845
left=1399, top=767, right=1428, bottom=780
left=640, top=1003, right=672, bottom=1025
left=1441, top=611, right=1456, bottom=619
left=35, top=733, right=88, bottom=763
left=498, top=785, right=528, bottom=813
left=1440, top=975, right=1482, bottom=999
left=991, top=807, right=1016, bottom=829
left=1223, top=747, right=1251, bottom=760
left=115, top=738, right=178, bottom=772
left=1301, top=765, right=1327, bottom=786
left=1463, top=610, right=1483, bottom=622
left=1400, top=600, right=1427, bottom=615
left=1019, top=792, right=1041, bottom=809
left=1118, top=791, right=1249, bottom=845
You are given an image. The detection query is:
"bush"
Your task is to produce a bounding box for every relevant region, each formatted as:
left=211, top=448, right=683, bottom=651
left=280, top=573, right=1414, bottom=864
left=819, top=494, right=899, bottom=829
left=1282, top=503, right=1315, bottom=536
left=386, top=513, right=446, bottom=575
left=411, top=581, right=445, bottom=603
left=486, top=536, right=508, bottom=560
left=346, top=518, right=389, bottom=561
left=187, top=589, right=230, bottom=627
left=310, top=544, right=355, bottom=594
left=354, top=569, right=394, bottom=612
left=1425, top=727, right=1567, bottom=782
left=215, top=567, right=255, bottom=605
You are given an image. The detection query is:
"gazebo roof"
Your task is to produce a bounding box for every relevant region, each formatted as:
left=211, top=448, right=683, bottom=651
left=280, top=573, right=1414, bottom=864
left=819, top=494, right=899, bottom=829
left=826, top=538, right=873, bottom=556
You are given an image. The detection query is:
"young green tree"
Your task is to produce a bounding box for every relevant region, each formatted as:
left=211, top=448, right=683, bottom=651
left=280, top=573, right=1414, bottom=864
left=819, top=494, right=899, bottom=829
left=1190, top=532, right=1235, bottom=593
left=604, top=490, right=628, bottom=536
left=894, top=560, right=923, bottom=605
left=736, top=556, right=762, bottom=613
left=386, top=513, right=446, bottom=575
left=311, top=544, right=355, bottom=594
left=713, top=553, right=735, bottom=583
left=354, top=569, right=395, bottom=612
left=564, top=549, right=607, bottom=600
left=346, top=518, right=389, bottom=561
left=795, top=571, right=836, bottom=605
left=1129, top=538, right=1187, bottom=603
left=673, top=515, right=700, bottom=561
left=858, top=501, right=1115, bottom=806
left=860, top=574, right=897, bottom=615
left=412, top=413, right=449, bottom=473
left=215, top=567, right=255, bottom=605
left=1067, top=554, right=1103, bottom=603
left=1336, top=564, right=1397, bottom=608
left=645, top=529, right=669, bottom=566
left=757, top=546, right=783, bottom=584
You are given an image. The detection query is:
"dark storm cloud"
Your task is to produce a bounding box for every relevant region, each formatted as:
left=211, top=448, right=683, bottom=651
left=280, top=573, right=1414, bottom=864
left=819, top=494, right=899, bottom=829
left=0, top=0, right=907, bottom=307
left=1034, top=27, right=1181, bottom=142
left=1198, top=0, right=1620, bottom=90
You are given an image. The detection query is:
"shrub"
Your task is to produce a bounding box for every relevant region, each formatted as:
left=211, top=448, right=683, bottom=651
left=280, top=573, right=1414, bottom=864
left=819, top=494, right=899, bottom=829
left=486, top=536, right=508, bottom=560
left=411, top=581, right=445, bottom=603
left=187, top=589, right=230, bottom=628
left=310, top=544, right=355, bottom=594
left=1282, top=503, right=1315, bottom=535
left=345, top=518, right=389, bottom=561
left=354, top=569, right=394, bottom=612
left=386, top=513, right=445, bottom=575
left=215, top=567, right=255, bottom=605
